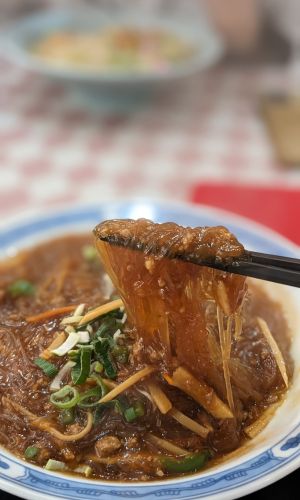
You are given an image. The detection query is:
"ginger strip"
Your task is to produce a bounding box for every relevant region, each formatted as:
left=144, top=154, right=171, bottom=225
left=147, top=382, right=172, bottom=414
left=257, top=317, right=289, bottom=388
left=146, top=433, right=188, bottom=456
left=99, top=366, right=156, bottom=403
left=166, top=366, right=233, bottom=419
left=78, top=298, right=123, bottom=326
left=169, top=408, right=210, bottom=438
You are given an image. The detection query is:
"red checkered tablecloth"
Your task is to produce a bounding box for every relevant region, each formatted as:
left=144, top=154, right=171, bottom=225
left=1, top=55, right=300, bottom=220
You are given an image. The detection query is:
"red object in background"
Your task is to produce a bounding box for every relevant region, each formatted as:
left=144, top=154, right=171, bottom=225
left=191, top=183, right=300, bottom=246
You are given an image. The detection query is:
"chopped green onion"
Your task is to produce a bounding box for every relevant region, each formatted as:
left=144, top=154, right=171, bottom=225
left=91, top=361, right=103, bottom=374
left=77, top=331, right=90, bottom=344
left=124, top=407, right=136, bottom=422
left=68, top=350, right=80, bottom=360
left=99, top=352, right=116, bottom=379
left=124, top=401, right=145, bottom=422
left=74, top=464, right=93, bottom=477
left=91, top=374, right=109, bottom=398
left=8, top=279, right=35, bottom=298
left=60, top=408, right=75, bottom=425
left=94, top=339, right=116, bottom=379
left=160, top=451, right=209, bottom=473
left=133, top=400, right=145, bottom=417
left=71, top=346, right=92, bottom=385
left=51, top=332, right=80, bottom=356
left=50, top=385, right=79, bottom=410
left=82, top=245, right=98, bottom=262
left=115, top=395, right=130, bottom=414
left=45, top=459, right=67, bottom=471
left=50, top=360, right=76, bottom=392
left=96, top=318, right=118, bottom=344
left=112, top=345, right=129, bottom=364
left=34, top=358, right=58, bottom=378
left=24, top=446, right=39, bottom=460
left=109, top=308, right=124, bottom=320
left=77, top=386, right=102, bottom=408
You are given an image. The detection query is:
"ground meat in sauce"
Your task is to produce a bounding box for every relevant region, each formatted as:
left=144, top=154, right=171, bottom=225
left=94, top=218, right=245, bottom=263
left=0, top=230, right=293, bottom=482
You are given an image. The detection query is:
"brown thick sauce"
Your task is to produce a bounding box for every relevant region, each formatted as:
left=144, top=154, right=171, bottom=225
left=0, top=231, right=293, bottom=481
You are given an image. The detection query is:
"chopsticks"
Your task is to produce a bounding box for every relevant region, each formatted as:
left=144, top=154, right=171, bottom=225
left=97, top=234, right=300, bottom=288
left=212, top=251, right=300, bottom=288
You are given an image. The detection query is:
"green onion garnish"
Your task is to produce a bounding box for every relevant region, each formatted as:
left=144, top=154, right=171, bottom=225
left=50, top=385, right=79, bottom=410
left=94, top=339, right=116, bottom=379
left=68, top=350, right=80, bottom=361
left=24, top=446, right=39, bottom=460
left=45, top=459, right=67, bottom=471
left=91, top=374, right=109, bottom=398
left=8, top=279, right=35, bottom=298
left=95, top=318, right=117, bottom=345
left=60, top=408, right=75, bottom=425
left=124, top=401, right=145, bottom=422
left=77, top=386, right=102, bottom=408
left=133, top=400, right=145, bottom=417
left=91, top=361, right=103, bottom=374
left=112, top=345, right=129, bottom=364
left=124, top=407, right=136, bottom=422
left=50, top=360, right=76, bottom=392
left=82, top=245, right=98, bottom=262
left=51, top=332, right=80, bottom=356
left=71, top=346, right=92, bottom=385
left=74, top=464, right=93, bottom=477
left=34, top=358, right=58, bottom=378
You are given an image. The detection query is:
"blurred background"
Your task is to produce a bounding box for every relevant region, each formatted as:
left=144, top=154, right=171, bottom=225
left=1, top=2, right=300, bottom=499
left=0, top=0, right=300, bottom=248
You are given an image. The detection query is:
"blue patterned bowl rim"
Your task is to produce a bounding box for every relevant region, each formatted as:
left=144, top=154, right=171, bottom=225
left=0, top=199, right=299, bottom=500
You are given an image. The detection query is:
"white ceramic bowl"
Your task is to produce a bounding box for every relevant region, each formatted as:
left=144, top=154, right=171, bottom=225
left=0, top=200, right=299, bottom=500
left=1, top=6, right=223, bottom=87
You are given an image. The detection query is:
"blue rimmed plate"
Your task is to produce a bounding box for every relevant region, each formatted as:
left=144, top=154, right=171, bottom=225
left=0, top=200, right=299, bottom=500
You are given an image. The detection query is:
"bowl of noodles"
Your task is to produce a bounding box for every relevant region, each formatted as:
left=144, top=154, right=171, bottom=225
left=2, top=6, right=223, bottom=88
left=0, top=199, right=300, bottom=500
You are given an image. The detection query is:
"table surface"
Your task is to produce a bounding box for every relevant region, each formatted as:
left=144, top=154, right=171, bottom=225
left=1, top=55, right=300, bottom=221
left=1, top=54, right=300, bottom=500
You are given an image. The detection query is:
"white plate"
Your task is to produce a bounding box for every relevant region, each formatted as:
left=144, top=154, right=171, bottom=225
left=0, top=200, right=299, bottom=500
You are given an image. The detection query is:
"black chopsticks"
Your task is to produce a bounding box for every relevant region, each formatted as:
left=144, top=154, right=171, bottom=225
left=215, top=251, right=300, bottom=288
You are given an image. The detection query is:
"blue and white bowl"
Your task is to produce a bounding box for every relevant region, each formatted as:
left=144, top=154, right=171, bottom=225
left=0, top=200, right=299, bottom=500
left=1, top=6, right=223, bottom=87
